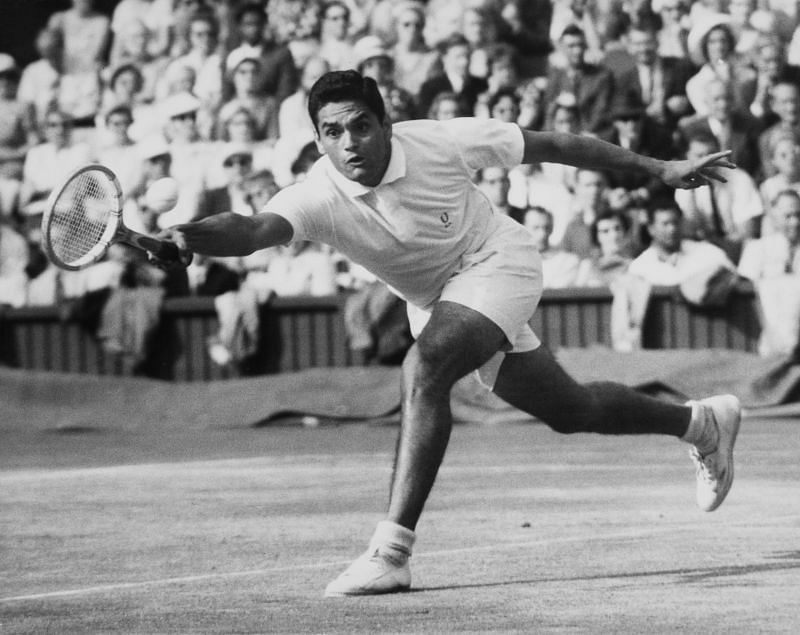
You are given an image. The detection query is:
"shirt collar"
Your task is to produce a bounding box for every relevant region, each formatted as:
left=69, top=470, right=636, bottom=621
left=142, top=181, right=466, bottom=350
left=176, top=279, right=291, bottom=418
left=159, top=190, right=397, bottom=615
left=325, top=136, right=406, bottom=197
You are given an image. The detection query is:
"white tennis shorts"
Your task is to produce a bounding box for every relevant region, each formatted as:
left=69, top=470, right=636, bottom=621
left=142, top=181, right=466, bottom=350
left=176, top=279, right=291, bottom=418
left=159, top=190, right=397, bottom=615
left=406, top=216, right=543, bottom=387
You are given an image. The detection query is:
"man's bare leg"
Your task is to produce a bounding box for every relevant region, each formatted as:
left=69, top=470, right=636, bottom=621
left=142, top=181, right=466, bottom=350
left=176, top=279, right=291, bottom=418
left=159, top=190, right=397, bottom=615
left=324, top=301, right=506, bottom=596
left=493, top=346, right=741, bottom=512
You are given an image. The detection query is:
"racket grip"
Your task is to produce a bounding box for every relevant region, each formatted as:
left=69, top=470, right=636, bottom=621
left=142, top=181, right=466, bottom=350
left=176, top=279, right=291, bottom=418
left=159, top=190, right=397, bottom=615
left=135, top=235, right=193, bottom=267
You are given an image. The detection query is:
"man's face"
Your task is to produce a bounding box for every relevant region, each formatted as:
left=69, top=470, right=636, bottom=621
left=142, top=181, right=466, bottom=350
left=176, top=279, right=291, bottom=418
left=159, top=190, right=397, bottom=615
left=561, top=34, right=586, bottom=68
left=361, top=56, right=393, bottom=85
left=524, top=210, right=553, bottom=250
left=443, top=44, right=470, bottom=76
left=770, top=138, right=799, bottom=177
left=773, top=194, right=800, bottom=244
left=238, top=11, right=264, bottom=45
left=705, top=27, right=731, bottom=64
left=491, top=94, right=519, bottom=123
left=758, top=44, right=783, bottom=80
left=315, top=100, right=392, bottom=187
left=649, top=209, right=682, bottom=251
left=575, top=170, right=606, bottom=209
left=596, top=217, right=626, bottom=255
left=478, top=167, right=510, bottom=207
left=628, top=29, right=657, bottom=66
left=322, top=4, right=349, bottom=40
left=771, top=84, right=799, bottom=124
left=706, top=81, right=731, bottom=121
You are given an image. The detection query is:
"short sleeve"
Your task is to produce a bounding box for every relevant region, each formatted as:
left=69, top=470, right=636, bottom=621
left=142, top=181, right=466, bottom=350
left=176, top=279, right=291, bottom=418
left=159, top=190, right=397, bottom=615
left=261, top=181, right=334, bottom=244
left=439, top=118, right=525, bottom=172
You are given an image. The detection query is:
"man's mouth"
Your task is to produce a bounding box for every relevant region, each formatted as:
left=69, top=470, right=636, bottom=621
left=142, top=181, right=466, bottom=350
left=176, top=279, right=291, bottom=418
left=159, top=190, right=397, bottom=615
left=346, top=156, right=365, bottom=167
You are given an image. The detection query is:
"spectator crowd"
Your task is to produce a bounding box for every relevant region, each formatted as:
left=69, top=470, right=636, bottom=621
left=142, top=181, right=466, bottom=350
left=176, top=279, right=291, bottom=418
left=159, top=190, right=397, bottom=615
left=1, top=0, right=800, bottom=363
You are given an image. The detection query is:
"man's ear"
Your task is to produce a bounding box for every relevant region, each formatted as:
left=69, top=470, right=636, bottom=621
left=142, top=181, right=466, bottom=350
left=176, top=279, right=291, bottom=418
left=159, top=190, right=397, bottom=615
left=314, top=129, right=326, bottom=155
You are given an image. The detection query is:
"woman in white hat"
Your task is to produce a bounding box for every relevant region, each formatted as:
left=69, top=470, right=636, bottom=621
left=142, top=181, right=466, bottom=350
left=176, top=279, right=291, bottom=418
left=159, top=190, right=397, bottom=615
left=685, top=15, right=757, bottom=117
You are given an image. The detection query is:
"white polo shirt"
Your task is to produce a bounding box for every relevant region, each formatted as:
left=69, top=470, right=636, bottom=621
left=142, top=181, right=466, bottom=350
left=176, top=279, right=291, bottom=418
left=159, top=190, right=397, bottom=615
left=263, top=117, right=525, bottom=308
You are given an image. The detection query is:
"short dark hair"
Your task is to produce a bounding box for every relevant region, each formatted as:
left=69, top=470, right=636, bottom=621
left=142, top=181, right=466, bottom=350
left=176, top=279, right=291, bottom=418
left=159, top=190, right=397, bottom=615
left=590, top=208, right=631, bottom=246
left=560, top=24, right=586, bottom=41
left=307, top=70, right=386, bottom=130
left=437, top=33, right=470, bottom=56
left=487, top=87, right=520, bottom=116
left=701, top=24, right=734, bottom=62
left=236, top=2, right=265, bottom=24
left=646, top=199, right=682, bottom=224
left=104, top=104, right=133, bottom=124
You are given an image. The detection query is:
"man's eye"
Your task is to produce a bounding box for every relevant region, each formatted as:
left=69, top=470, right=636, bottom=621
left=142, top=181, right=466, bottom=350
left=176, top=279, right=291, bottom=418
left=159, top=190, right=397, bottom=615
left=326, top=129, right=340, bottom=138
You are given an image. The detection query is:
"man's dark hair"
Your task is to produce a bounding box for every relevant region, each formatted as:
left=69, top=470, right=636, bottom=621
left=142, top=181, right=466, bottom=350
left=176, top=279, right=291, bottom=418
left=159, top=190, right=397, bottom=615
left=236, top=2, right=266, bottom=24
left=437, top=33, right=470, bottom=56
left=646, top=198, right=683, bottom=224
left=686, top=130, right=720, bottom=153
left=560, top=24, right=586, bottom=41
left=590, top=208, right=632, bottom=246
left=307, top=70, right=386, bottom=130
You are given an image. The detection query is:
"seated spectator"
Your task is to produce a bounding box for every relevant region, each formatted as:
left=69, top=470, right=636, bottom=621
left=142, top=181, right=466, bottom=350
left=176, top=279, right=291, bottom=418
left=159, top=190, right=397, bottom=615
left=212, top=106, right=275, bottom=184
left=0, top=219, right=31, bottom=307
left=495, top=0, right=553, bottom=79
left=474, top=166, right=524, bottom=220
left=417, top=34, right=488, bottom=121
left=17, top=28, right=63, bottom=127
left=95, top=105, right=142, bottom=196
left=427, top=91, right=466, bottom=120
left=0, top=54, right=37, bottom=218
left=98, top=64, right=162, bottom=143
left=461, top=5, right=502, bottom=81
left=390, top=1, right=440, bottom=98
left=678, top=78, right=761, bottom=178
left=543, top=24, right=615, bottom=135
left=739, top=188, right=800, bottom=279
left=653, top=0, right=691, bottom=60
left=758, top=81, right=800, bottom=179
left=278, top=56, right=329, bottom=141
left=484, top=86, right=521, bottom=123
left=674, top=131, right=763, bottom=262
left=196, top=143, right=254, bottom=220
left=523, top=205, right=580, bottom=288
left=161, top=92, right=215, bottom=216
left=225, top=2, right=298, bottom=104
left=612, top=21, right=694, bottom=131
left=217, top=51, right=279, bottom=141
left=629, top=200, right=736, bottom=286
left=517, top=77, right=546, bottom=130
left=47, top=0, right=110, bottom=133
left=685, top=17, right=757, bottom=119
left=560, top=168, right=612, bottom=259
left=166, top=12, right=224, bottom=115
left=109, top=17, right=169, bottom=104
left=737, top=189, right=800, bottom=356
left=601, top=101, right=676, bottom=206
left=759, top=136, right=800, bottom=226
left=317, top=1, right=358, bottom=72
left=19, top=107, right=92, bottom=221
left=353, top=36, right=417, bottom=122
left=576, top=208, right=634, bottom=286
left=748, top=37, right=800, bottom=125
left=110, top=0, right=172, bottom=65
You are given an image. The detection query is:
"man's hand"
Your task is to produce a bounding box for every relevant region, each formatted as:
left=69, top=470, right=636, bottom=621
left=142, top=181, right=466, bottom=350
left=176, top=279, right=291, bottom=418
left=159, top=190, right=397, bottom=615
left=659, top=150, right=737, bottom=190
left=147, top=227, right=194, bottom=271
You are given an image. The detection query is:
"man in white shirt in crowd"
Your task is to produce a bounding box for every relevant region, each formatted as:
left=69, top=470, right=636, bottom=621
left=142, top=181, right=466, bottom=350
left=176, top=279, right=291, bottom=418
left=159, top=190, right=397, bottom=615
left=523, top=205, right=580, bottom=288
left=629, top=199, right=736, bottom=286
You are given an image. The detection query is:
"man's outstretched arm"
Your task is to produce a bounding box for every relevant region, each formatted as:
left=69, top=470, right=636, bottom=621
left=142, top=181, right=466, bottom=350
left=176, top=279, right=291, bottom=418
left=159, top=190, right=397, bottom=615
left=519, top=129, right=736, bottom=189
left=159, top=211, right=294, bottom=257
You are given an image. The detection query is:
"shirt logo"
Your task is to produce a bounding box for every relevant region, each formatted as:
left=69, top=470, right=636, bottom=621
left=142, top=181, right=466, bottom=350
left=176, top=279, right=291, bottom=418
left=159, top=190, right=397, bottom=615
left=440, top=212, right=452, bottom=229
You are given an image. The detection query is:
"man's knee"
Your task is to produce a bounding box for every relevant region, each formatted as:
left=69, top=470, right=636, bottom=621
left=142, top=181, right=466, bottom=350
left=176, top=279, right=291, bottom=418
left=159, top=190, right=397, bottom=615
left=402, top=342, right=458, bottom=397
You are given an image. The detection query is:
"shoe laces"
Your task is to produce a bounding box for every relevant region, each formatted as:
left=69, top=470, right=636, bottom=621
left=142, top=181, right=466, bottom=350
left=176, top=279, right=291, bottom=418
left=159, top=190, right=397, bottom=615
left=690, top=447, right=717, bottom=484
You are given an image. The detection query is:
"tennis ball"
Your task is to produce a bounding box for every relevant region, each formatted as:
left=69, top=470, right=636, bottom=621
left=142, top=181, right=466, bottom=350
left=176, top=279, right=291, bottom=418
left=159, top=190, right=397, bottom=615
left=144, top=177, right=180, bottom=213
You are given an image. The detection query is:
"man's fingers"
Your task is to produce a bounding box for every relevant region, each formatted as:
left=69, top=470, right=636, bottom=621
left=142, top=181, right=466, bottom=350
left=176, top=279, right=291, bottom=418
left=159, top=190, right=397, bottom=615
left=698, top=167, right=728, bottom=183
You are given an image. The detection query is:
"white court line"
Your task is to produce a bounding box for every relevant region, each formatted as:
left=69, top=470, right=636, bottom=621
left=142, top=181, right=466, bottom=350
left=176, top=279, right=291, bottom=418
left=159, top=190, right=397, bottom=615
left=4, top=518, right=794, bottom=604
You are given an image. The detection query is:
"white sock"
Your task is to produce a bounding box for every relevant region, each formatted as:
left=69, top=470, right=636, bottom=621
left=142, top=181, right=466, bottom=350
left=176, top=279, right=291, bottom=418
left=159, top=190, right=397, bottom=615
left=682, top=401, right=719, bottom=456
left=369, top=520, right=415, bottom=560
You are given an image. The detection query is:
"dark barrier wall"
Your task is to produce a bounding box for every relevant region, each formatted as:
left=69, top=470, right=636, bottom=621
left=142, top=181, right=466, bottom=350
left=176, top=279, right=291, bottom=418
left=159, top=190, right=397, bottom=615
left=0, top=288, right=761, bottom=381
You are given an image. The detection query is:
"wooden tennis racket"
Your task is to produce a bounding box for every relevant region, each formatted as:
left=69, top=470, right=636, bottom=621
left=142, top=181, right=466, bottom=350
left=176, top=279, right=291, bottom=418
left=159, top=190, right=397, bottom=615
left=41, top=164, right=190, bottom=271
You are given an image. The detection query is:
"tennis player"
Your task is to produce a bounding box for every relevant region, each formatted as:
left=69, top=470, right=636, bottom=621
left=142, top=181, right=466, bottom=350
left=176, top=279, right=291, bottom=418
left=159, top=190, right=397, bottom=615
left=155, top=70, right=741, bottom=597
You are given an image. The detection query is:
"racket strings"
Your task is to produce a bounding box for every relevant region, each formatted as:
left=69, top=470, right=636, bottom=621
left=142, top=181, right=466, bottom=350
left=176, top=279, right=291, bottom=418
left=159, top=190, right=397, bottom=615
left=50, top=171, right=116, bottom=266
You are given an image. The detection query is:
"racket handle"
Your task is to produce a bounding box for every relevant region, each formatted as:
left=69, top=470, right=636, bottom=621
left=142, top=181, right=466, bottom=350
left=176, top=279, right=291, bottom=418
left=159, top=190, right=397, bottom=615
left=127, top=232, right=192, bottom=266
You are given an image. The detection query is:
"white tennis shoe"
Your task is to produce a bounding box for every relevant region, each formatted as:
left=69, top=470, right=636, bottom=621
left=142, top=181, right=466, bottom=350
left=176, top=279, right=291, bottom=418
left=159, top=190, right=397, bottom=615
left=324, top=548, right=411, bottom=597
left=689, top=394, right=741, bottom=512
